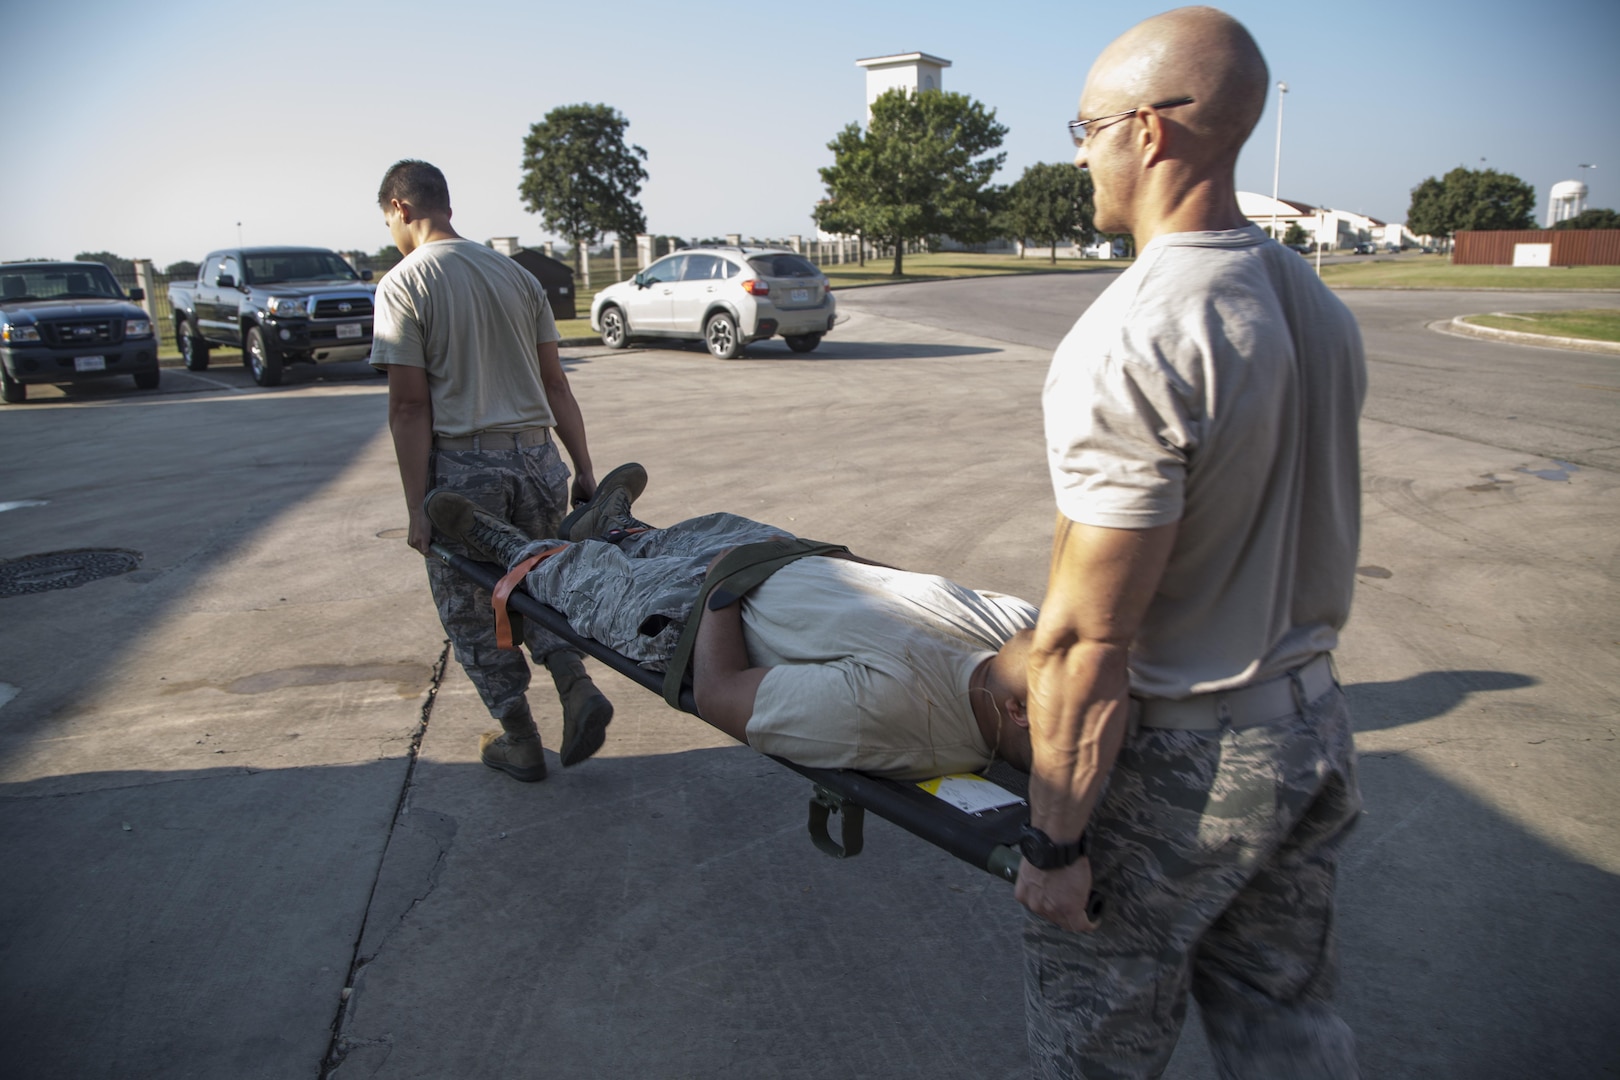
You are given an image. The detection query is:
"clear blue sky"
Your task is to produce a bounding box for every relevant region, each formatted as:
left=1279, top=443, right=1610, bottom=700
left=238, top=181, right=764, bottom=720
left=3, top=0, right=1615, bottom=267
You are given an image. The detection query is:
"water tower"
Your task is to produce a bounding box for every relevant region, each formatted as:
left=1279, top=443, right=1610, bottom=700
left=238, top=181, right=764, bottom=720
left=1547, top=180, right=1588, bottom=226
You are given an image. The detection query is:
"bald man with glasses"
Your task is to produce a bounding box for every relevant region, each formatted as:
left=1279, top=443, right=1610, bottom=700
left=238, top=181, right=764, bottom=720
left=1020, top=7, right=1365, bottom=1077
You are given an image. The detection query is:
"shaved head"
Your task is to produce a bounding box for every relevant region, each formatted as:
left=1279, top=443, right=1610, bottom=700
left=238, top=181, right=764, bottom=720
left=1084, top=6, right=1268, bottom=164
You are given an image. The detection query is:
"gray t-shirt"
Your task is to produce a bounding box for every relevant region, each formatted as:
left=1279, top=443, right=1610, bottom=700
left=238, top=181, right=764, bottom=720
left=1043, top=225, right=1366, bottom=698
left=371, top=238, right=561, bottom=437
left=743, top=558, right=1038, bottom=780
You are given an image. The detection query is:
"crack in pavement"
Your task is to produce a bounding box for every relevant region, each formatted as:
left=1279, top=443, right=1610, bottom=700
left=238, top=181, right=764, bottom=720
left=319, top=642, right=449, bottom=1079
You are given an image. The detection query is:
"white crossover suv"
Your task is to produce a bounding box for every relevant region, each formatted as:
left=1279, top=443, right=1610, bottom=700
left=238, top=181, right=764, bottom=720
left=590, top=247, right=836, bottom=359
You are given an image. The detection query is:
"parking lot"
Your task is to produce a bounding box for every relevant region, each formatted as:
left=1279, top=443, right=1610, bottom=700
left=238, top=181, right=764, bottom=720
left=1, top=278, right=1616, bottom=1078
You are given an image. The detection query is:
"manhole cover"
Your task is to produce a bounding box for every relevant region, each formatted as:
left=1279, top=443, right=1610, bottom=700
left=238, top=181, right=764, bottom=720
left=0, top=549, right=143, bottom=597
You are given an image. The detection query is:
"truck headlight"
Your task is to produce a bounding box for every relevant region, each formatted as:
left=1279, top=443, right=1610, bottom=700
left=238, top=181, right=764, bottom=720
left=125, top=319, right=152, bottom=338
left=267, top=296, right=308, bottom=317
left=1, top=323, right=40, bottom=343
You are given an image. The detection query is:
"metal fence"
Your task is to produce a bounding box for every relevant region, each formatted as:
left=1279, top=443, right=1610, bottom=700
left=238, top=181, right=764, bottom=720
left=112, top=268, right=179, bottom=355
left=1453, top=229, right=1620, bottom=266
left=105, top=234, right=935, bottom=352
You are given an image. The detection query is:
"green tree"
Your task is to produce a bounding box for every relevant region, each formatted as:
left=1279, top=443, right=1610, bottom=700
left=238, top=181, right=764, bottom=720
left=1406, top=166, right=1535, bottom=239
left=1004, top=163, right=1094, bottom=264
left=815, top=88, right=1007, bottom=276
left=164, top=260, right=200, bottom=280
left=1552, top=207, right=1620, bottom=230
left=369, top=245, right=406, bottom=273
left=1282, top=222, right=1309, bottom=247
left=519, top=104, right=648, bottom=278
left=75, top=250, right=133, bottom=276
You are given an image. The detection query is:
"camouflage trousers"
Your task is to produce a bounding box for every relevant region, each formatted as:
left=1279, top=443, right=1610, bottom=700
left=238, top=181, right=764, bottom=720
left=425, top=440, right=576, bottom=728
left=1024, top=683, right=1361, bottom=1080
left=513, top=512, right=792, bottom=670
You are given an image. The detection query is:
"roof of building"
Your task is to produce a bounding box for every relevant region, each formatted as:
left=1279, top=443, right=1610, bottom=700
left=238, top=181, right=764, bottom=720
left=855, top=52, right=952, bottom=68
left=1237, top=191, right=1317, bottom=217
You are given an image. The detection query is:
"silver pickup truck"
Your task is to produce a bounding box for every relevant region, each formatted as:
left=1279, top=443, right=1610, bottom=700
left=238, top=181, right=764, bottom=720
left=167, top=246, right=375, bottom=386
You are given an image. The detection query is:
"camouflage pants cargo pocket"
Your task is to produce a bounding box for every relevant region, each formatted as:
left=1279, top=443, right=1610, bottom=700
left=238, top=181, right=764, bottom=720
left=423, top=441, right=573, bottom=721
left=1025, top=686, right=1362, bottom=1080
left=518, top=512, right=796, bottom=669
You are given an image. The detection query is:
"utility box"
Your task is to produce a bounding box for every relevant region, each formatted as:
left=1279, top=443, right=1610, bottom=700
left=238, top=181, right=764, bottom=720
left=508, top=248, right=577, bottom=320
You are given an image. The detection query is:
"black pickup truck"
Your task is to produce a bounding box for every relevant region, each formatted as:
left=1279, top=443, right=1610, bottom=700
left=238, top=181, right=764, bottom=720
left=167, top=246, right=375, bottom=386
left=1, top=261, right=159, bottom=404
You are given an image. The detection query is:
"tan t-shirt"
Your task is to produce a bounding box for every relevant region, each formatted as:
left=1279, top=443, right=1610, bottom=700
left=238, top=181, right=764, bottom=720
left=743, top=558, right=1038, bottom=780
left=371, top=238, right=561, bottom=437
left=1043, top=226, right=1366, bottom=698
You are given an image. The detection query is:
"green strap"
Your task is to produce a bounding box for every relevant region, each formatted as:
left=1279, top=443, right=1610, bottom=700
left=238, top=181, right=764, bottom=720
left=662, top=538, right=850, bottom=709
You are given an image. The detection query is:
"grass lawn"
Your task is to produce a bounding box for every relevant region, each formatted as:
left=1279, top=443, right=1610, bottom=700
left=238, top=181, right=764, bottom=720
left=1319, top=257, right=1620, bottom=290
left=554, top=252, right=1127, bottom=340
left=1459, top=308, right=1620, bottom=343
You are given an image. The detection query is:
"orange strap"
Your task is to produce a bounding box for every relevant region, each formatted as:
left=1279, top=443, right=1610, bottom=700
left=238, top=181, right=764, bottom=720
left=492, top=545, right=569, bottom=650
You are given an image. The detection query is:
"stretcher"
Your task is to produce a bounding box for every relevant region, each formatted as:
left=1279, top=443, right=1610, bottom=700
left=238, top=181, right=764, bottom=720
left=431, top=543, right=1034, bottom=884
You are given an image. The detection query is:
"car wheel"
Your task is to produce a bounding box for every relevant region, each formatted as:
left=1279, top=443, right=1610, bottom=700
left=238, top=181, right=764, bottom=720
left=133, top=369, right=160, bottom=390
left=705, top=311, right=741, bottom=360
left=245, top=326, right=283, bottom=387
left=784, top=334, right=822, bottom=354
left=599, top=306, right=630, bottom=349
left=178, top=320, right=210, bottom=371
left=1, top=367, right=25, bottom=404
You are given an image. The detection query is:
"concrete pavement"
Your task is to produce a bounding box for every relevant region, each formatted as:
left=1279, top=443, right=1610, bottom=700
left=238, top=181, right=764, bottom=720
left=1, top=285, right=1616, bottom=1078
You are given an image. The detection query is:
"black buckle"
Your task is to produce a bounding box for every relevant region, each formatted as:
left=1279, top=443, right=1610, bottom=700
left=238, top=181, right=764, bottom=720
left=806, top=784, right=865, bottom=859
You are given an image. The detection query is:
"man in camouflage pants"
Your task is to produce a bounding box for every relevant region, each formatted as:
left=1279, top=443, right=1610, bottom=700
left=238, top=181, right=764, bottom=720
left=1018, top=8, right=1363, bottom=1077
left=372, top=158, right=616, bottom=783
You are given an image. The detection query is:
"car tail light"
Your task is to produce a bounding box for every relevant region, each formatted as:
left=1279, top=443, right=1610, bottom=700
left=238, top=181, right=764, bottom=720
left=742, top=278, right=770, bottom=296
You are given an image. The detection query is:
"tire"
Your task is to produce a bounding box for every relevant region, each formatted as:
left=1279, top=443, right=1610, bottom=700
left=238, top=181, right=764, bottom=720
left=177, top=319, right=210, bottom=371
left=245, top=325, right=283, bottom=387
left=133, top=369, right=160, bottom=390
left=1, top=367, right=24, bottom=404
left=704, top=311, right=742, bottom=360
left=784, top=333, right=822, bottom=354
left=599, top=305, right=630, bottom=349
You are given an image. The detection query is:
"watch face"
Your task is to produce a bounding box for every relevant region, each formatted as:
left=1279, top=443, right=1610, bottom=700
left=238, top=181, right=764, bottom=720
left=1019, top=825, right=1056, bottom=869
left=1020, top=825, right=1083, bottom=869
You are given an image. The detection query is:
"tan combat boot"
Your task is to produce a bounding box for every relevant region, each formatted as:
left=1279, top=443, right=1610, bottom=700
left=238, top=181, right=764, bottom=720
left=479, top=709, right=548, bottom=782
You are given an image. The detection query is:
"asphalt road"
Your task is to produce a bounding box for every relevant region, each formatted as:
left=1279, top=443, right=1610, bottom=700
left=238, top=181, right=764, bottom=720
left=838, top=274, right=1620, bottom=470
left=1, top=277, right=1616, bottom=1079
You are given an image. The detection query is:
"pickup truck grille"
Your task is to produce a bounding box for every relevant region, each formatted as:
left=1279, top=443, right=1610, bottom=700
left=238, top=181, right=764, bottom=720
left=41, top=319, right=120, bottom=347
left=313, top=297, right=374, bottom=319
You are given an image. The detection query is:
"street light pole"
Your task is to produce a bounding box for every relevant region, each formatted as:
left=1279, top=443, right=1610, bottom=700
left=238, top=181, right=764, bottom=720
left=1270, top=81, right=1288, bottom=243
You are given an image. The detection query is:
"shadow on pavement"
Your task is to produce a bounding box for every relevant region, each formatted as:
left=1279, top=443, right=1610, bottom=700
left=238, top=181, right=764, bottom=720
left=1346, top=669, right=1538, bottom=733
left=3, top=728, right=1614, bottom=1079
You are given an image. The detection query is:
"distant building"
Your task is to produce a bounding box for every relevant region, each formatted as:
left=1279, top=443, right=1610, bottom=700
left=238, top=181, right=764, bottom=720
left=855, top=52, right=951, bottom=120
left=1237, top=191, right=1316, bottom=238
left=1237, top=192, right=1420, bottom=251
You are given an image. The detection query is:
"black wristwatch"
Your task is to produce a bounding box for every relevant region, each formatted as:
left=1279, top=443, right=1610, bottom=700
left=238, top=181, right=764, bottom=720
left=1018, top=824, right=1088, bottom=870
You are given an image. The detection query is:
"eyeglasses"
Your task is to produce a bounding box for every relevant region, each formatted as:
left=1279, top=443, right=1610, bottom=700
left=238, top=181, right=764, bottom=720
left=1068, top=96, right=1195, bottom=147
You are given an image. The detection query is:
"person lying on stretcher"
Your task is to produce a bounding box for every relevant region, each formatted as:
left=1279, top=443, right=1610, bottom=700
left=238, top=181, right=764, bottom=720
left=424, top=463, right=1039, bottom=780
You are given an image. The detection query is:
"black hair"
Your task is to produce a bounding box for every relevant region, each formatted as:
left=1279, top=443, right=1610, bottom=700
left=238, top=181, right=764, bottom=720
left=377, top=159, right=450, bottom=214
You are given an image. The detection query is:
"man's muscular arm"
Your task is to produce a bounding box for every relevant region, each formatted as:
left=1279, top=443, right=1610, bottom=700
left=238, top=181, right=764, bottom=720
left=538, top=341, right=597, bottom=504
left=1016, top=513, right=1176, bottom=932
left=386, top=364, right=435, bottom=555
left=691, top=600, right=770, bottom=745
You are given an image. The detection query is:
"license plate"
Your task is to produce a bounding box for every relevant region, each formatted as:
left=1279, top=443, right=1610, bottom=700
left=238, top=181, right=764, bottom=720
left=790, top=288, right=809, bottom=302
left=75, top=355, right=105, bottom=372
left=336, top=322, right=363, bottom=339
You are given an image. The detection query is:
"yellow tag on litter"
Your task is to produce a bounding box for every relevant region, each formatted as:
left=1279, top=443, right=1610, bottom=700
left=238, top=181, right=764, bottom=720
left=916, top=773, right=1025, bottom=814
